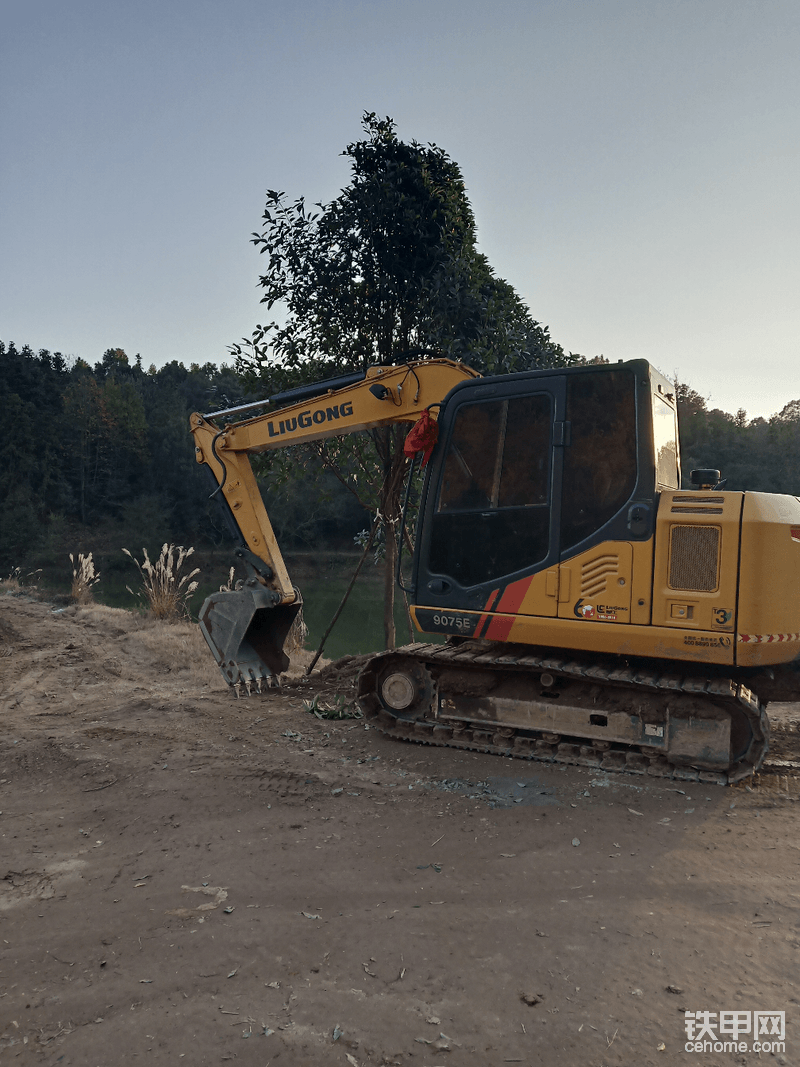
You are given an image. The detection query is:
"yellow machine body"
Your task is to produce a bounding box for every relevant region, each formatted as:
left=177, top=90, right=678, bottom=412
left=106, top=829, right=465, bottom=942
left=410, top=490, right=800, bottom=668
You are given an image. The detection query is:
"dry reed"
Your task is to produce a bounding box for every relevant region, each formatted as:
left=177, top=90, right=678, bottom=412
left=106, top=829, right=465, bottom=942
left=70, top=552, right=100, bottom=603
left=285, top=601, right=309, bottom=655
left=0, top=566, right=42, bottom=593
left=123, top=544, right=200, bottom=621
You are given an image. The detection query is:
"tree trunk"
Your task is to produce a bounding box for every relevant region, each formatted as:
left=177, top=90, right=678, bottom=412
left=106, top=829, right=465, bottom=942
left=383, top=513, right=397, bottom=649
left=372, top=424, right=410, bottom=650
left=382, top=426, right=411, bottom=649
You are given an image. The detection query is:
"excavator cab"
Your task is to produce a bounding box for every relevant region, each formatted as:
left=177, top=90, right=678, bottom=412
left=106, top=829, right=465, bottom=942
left=411, top=360, right=677, bottom=625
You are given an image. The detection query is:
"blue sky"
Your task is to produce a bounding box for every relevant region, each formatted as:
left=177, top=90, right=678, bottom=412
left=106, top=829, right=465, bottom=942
left=2, top=0, right=798, bottom=418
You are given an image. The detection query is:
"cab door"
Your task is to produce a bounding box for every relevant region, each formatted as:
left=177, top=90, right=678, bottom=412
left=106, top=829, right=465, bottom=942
left=414, top=375, right=566, bottom=616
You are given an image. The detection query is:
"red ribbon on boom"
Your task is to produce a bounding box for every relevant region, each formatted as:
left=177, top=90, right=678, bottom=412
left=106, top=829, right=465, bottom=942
left=403, top=409, right=439, bottom=467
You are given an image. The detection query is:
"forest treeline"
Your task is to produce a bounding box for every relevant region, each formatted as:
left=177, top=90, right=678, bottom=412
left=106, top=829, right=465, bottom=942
left=677, top=383, right=800, bottom=495
left=0, top=340, right=366, bottom=572
left=2, top=338, right=800, bottom=573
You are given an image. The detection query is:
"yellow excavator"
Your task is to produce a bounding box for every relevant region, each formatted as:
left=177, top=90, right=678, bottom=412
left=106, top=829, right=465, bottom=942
left=190, top=358, right=800, bottom=784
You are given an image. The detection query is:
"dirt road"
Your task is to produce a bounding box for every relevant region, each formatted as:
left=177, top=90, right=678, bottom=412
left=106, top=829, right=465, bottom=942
left=1, top=595, right=799, bottom=1066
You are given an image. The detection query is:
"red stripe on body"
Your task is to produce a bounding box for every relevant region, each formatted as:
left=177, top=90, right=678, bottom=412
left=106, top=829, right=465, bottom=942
left=481, top=576, right=535, bottom=642
left=483, top=614, right=516, bottom=642
left=494, top=576, right=534, bottom=615
left=473, top=588, right=501, bottom=640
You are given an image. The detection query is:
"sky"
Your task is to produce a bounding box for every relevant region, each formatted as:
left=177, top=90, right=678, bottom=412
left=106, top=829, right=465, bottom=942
left=2, top=0, right=798, bottom=419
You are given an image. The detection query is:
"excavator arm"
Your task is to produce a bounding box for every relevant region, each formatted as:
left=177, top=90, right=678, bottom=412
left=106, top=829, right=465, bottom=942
left=190, top=359, right=479, bottom=692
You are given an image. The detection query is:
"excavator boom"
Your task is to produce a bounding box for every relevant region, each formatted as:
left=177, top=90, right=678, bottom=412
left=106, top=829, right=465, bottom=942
left=190, top=360, right=479, bottom=690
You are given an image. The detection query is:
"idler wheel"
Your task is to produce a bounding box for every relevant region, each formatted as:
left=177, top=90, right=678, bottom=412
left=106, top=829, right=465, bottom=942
left=374, top=658, right=435, bottom=717
left=381, top=672, right=417, bottom=710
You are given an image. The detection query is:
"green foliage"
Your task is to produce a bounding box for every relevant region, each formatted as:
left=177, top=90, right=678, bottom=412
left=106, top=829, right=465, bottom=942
left=303, top=693, right=362, bottom=720
left=233, top=113, right=575, bottom=388
left=676, top=383, right=800, bottom=494
left=4, top=326, right=800, bottom=635
left=259, top=464, right=367, bottom=550
left=0, top=484, right=42, bottom=564
left=0, top=344, right=72, bottom=527
left=118, top=494, right=176, bottom=551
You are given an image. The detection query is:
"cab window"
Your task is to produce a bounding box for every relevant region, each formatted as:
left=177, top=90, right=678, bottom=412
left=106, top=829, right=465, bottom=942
left=430, top=393, right=553, bottom=587
left=561, top=370, right=637, bottom=552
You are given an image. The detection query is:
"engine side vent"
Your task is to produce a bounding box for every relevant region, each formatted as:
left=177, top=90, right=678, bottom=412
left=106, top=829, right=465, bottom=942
left=668, top=525, right=720, bottom=591
left=581, top=554, right=619, bottom=597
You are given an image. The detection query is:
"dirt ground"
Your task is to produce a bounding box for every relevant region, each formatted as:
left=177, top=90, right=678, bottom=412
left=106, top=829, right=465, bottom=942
left=1, top=593, right=799, bottom=1067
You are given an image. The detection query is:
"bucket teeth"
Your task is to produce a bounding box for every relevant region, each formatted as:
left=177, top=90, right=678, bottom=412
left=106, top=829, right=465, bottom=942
left=230, top=670, right=272, bottom=697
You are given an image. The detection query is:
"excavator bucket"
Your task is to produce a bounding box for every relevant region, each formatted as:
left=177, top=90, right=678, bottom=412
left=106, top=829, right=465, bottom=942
left=198, top=583, right=302, bottom=695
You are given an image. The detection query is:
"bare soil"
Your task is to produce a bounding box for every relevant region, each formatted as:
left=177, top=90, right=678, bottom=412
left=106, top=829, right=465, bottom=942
left=1, top=593, right=799, bottom=1067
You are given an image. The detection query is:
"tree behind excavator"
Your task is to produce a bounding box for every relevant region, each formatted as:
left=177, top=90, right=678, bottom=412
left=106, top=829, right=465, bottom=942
left=230, top=112, right=575, bottom=648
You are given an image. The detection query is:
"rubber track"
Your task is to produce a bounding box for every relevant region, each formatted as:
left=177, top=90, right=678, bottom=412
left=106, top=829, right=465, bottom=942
left=357, top=641, right=770, bottom=786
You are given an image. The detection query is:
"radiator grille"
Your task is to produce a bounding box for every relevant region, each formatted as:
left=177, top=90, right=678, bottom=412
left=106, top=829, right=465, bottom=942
left=668, top=525, right=720, bottom=591
left=671, top=506, right=723, bottom=514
